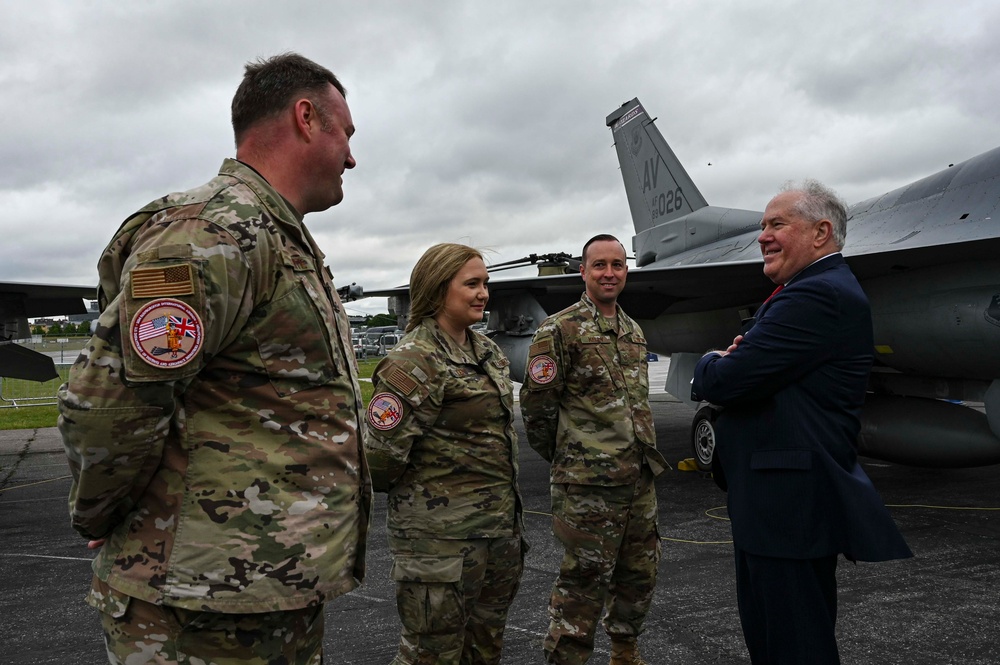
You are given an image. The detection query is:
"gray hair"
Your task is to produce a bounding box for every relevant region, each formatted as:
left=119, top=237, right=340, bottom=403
left=780, top=179, right=848, bottom=249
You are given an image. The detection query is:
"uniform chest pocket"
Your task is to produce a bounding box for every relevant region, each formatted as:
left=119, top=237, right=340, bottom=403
left=579, top=338, right=623, bottom=392
left=249, top=280, right=340, bottom=396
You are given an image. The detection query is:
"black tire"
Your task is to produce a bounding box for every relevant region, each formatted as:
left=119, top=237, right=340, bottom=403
left=691, top=405, right=719, bottom=472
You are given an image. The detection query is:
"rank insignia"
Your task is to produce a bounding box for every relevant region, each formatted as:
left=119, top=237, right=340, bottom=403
left=130, top=298, right=203, bottom=369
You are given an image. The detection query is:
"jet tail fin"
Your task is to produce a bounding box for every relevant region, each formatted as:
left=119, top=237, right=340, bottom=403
left=606, top=98, right=708, bottom=236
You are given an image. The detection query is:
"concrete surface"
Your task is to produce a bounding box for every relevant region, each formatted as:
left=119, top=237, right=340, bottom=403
left=2, top=394, right=999, bottom=664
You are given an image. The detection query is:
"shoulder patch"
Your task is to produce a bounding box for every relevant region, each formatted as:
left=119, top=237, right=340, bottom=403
left=384, top=366, right=418, bottom=395
left=131, top=264, right=194, bottom=299
left=528, top=354, right=557, bottom=385
left=530, top=339, right=553, bottom=356
left=368, top=392, right=404, bottom=431
left=129, top=298, right=203, bottom=369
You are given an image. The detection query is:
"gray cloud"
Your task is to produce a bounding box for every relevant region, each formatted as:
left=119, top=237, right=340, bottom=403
left=3, top=0, right=1000, bottom=315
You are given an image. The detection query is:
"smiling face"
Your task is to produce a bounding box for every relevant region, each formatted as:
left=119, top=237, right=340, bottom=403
left=758, top=191, right=833, bottom=285
left=581, top=239, right=627, bottom=316
left=436, top=256, right=489, bottom=335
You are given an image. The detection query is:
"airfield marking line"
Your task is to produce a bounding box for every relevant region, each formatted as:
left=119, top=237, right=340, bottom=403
left=347, top=591, right=389, bottom=603
left=0, top=496, right=67, bottom=506
left=0, top=475, right=71, bottom=493
left=705, top=506, right=730, bottom=520
left=886, top=503, right=1000, bottom=511
left=0, top=552, right=93, bottom=562
left=662, top=537, right=733, bottom=545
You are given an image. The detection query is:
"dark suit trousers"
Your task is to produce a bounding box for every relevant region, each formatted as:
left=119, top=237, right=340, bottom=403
left=735, top=549, right=839, bottom=665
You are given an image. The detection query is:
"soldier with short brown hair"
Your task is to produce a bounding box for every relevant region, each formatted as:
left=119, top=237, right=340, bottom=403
left=58, top=52, right=369, bottom=664
left=521, top=234, right=666, bottom=665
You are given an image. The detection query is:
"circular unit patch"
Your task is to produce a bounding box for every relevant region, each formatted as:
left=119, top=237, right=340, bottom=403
left=528, top=354, right=557, bottom=385
left=368, top=392, right=404, bottom=431
left=130, top=298, right=204, bottom=369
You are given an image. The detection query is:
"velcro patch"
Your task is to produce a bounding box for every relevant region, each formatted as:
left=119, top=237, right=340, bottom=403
left=368, top=392, right=404, bottom=431
left=528, top=354, right=557, bottom=385
left=130, top=298, right=203, bottom=369
left=530, top=339, right=553, bottom=356
left=384, top=366, right=418, bottom=395
left=131, top=265, right=194, bottom=299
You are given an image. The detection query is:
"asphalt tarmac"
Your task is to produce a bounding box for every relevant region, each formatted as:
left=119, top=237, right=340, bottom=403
left=2, top=390, right=999, bottom=664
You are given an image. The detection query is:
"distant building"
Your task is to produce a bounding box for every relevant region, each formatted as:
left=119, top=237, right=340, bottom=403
left=67, top=300, right=100, bottom=324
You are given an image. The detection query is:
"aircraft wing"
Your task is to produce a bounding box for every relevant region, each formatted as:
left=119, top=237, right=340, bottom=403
left=0, top=280, right=94, bottom=381
left=366, top=258, right=773, bottom=322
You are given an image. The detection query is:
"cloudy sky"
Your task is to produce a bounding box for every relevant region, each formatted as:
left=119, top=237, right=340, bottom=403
left=3, top=0, right=999, bottom=316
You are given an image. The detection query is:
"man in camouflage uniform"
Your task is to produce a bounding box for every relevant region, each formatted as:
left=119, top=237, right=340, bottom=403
left=58, top=53, right=369, bottom=665
left=366, top=244, right=525, bottom=665
left=520, top=234, right=666, bottom=665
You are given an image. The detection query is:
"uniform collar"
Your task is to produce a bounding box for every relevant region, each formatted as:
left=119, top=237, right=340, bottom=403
left=421, top=318, right=492, bottom=365
left=222, top=159, right=326, bottom=262
left=580, top=292, right=633, bottom=336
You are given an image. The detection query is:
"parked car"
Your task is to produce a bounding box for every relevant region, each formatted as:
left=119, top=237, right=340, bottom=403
left=362, top=326, right=397, bottom=356
left=377, top=333, right=400, bottom=356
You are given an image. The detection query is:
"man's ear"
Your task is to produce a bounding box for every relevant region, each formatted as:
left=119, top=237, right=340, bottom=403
left=814, top=219, right=833, bottom=247
left=293, top=98, right=317, bottom=140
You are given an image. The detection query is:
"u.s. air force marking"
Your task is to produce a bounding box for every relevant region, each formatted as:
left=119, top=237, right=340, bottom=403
left=130, top=298, right=203, bottom=368
left=368, top=392, right=404, bottom=431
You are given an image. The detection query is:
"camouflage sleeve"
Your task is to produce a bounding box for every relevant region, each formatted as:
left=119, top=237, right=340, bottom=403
left=58, top=217, right=255, bottom=539
left=365, top=354, right=440, bottom=492
left=518, top=323, right=565, bottom=462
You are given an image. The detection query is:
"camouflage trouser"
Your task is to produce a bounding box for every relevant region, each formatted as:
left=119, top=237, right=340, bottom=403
left=544, top=467, right=660, bottom=664
left=87, top=575, right=325, bottom=664
left=387, top=533, right=526, bottom=665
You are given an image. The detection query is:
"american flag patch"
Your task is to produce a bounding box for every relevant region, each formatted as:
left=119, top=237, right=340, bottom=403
left=131, top=265, right=194, bottom=298
left=385, top=367, right=418, bottom=395
left=530, top=339, right=553, bottom=356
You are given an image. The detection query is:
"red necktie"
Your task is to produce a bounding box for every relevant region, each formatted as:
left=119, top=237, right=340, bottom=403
left=763, top=284, right=784, bottom=304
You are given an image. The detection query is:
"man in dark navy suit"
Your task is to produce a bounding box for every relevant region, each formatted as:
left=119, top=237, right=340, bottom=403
left=692, top=180, right=912, bottom=664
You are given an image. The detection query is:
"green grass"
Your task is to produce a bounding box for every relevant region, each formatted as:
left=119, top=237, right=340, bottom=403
left=0, top=368, right=66, bottom=430
left=0, top=404, right=60, bottom=430
left=0, top=357, right=382, bottom=431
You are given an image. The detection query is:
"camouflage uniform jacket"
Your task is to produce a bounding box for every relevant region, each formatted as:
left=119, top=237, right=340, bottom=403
left=366, top=319, right=523, bottom=540
left=519, top=293, right=667, bottom=485
left=58, top=159, right=371, bottom=613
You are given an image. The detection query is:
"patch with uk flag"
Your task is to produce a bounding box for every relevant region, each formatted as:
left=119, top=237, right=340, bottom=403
left=368, top=392, right=404, bottom=431
left=130, top=298, right=203, bottom=369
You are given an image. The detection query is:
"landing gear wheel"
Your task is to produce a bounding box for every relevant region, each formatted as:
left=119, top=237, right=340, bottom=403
left=691, top=405, right=719, bottom=472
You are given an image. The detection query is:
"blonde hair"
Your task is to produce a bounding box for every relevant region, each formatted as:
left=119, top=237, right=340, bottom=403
left=407, top=243, right=484, bottom=332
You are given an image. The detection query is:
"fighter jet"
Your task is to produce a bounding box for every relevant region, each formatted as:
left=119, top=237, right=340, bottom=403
left=372, top=97, right=1000, bottom=468
left=0, top=281, right=93, bottom=381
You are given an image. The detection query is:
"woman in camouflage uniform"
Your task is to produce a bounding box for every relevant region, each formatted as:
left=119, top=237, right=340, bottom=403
left=366, top=243, right=526, bottom=665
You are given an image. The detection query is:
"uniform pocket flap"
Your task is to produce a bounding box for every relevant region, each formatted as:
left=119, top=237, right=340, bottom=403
left=750, top=449, right=812, bottom=470
left=85, top=580, right=132, bottom=619
left=390, top=554, right=464, bottom=583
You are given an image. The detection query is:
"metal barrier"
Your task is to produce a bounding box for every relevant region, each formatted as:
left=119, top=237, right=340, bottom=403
left=0, top=365, right=71, bottom=408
